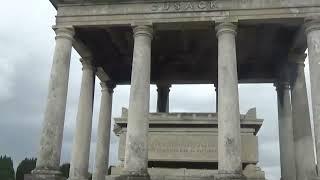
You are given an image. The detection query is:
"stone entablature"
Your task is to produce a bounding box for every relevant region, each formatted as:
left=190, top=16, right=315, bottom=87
left=54, top=0, right=320, bottom=26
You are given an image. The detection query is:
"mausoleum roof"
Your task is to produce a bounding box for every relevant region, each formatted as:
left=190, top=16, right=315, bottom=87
left=50, top=0, right=310, bottom=84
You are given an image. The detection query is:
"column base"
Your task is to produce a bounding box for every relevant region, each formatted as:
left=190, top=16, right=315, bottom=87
left=215, top=172, right=245, bottom=180
left=68, top=177, right=89, bottom=180
left=25, top=169, right=66, bottom=180
left=243, top=164, right=265, bottom=180
left=110, top=174, right=150, bottom=180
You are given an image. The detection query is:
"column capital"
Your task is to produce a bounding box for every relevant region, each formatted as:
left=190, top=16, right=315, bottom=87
left=100, top=80, right=116, bottom=93
left=53, top=27, right=75, bottom=41
left=305, top=17, right=320, bottom=34
left=215, top=22, right=237, bottom=37
left=276, top=63, right=291, bottom=83
left=288, top=53, right=307, bottom=66
left=80, top=57, right=96, bottom=71
left=274, top=81, right=290, bottom=91
left=133, top=25, right=153, bottom=39
left=156, top=83, right=171, bottom=91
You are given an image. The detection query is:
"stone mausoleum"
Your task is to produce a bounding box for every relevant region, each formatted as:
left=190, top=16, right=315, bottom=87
left=28, top=0, right=320, bottom=180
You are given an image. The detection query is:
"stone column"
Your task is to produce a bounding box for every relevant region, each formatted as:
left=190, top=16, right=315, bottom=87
left=215, top=22, right=242, bottom=179
left=32, top=27, right=74, bottom=179
left=214, top=83, right=218, bottom=112
left=69, top=58, right=96, bottom=180
left=123, top=25, right=153, bottom=178
left=156, top=84, right=171, bottom=113
left=290, top=54, right=317, bottom=180
left=275, top=66, right=296, bottom=180
left=93, top=81, right=116, bottom=180
left=305, top=17, right=320, bottom=174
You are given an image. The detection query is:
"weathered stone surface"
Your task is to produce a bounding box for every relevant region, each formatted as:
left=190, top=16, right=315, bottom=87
left=25, top=172, right=66, bottom=180
left=112, top=108, right=264, bottom=179
left=243, top=164, right=265, bottom=180
left=55, top=0, right=320, bottom=27
left=69, top=58, right=96, bottom=180
left=290, top=54, right=317, bottom=180
left=112, top=174, right=150, bottom=180
left=305, top=17, right=320, bottom=175
left=39, top=1, right=320, bottom=179
left=216, top=22, right=242, bottom=176
left=93, top=81, right=115, bottom=180
left=118, top=132, right=258, bottom=163
left=115, top=108, right=261, bottom=164
left=48, top=0, right=317, bottom=87
left=123, top=25, right=153, bottom=176
left=33, top=27, right=74, bottom=177
left=275, top=78, right=296, bottom=180
left=109, top=166, right=264, bottom=180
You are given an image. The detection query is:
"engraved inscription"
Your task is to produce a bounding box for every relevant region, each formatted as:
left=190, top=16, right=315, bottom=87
left=147, top=134, right=219, bottom=161
left=149, top=142, right=217, bottom=153
left=151, top=1, right=217, bottom=11
left=118, top=133, right=258, bottom=162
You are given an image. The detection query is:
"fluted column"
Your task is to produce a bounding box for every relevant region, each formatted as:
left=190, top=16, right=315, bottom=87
left=290, top=54, right=317, bottom=180
left=275, top=67, right=296, bottom=180
left=124, top=25, right=153, bottom=178
left=69, top=58, right=96, bottom=180
left=215, top=22, right=242, bottom=179
left=93, top=81, right=116, bottom=180
left=32, top=27, right=74, bottom=179
left=305, top=17, right=320, bottom=175
left=156, top=84, right=171, bottom=113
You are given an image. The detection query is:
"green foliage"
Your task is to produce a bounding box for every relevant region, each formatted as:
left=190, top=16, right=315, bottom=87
left=59, top=163, right=70, bottom=178
left=16, top=158, right=36, bottom=180
left=0, top=155, right=15, bottom=180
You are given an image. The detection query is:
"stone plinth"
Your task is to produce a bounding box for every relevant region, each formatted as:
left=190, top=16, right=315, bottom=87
left=24, top=173, right=66, bottom=180
left=109, top=108, right=265, bottom=180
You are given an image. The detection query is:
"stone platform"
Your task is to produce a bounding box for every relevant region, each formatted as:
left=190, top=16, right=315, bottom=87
left=107, top=165, right=264, bottom=180
left=108, top=108, right=265, bottom=179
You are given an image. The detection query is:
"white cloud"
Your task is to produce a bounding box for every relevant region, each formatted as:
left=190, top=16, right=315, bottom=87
left=0, top=61, right=14, bottom=100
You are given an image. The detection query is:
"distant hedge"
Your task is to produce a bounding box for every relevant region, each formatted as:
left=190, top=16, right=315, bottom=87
left=16, top=158, right=36, bottom=180
left=0, top=155, right=15, bottom=180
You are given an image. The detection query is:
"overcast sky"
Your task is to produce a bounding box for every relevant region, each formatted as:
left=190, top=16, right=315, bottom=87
left=0, top=1, right=316, bottom=180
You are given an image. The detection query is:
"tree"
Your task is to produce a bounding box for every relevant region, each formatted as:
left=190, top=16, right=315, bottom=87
left=16, top=158, right=36, bottom=180
left=59, top=163, right=70, bottom=178
left=0, top=155, right=15, bottom=180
